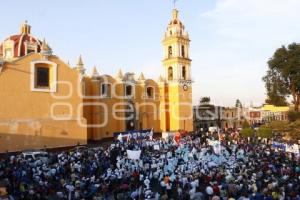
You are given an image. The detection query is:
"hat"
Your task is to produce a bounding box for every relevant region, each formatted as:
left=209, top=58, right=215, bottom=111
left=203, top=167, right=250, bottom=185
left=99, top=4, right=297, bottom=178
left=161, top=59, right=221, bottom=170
left=206, top=186, right=213, bottom=195
left=212, top=196, right=220, bottom=200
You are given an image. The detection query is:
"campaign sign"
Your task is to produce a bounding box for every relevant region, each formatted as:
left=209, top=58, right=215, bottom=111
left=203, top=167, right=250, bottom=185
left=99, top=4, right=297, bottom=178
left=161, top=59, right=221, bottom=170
left=162, top=132, right=175, bottom=139
left=154, top=145, right=160, bottom=150
left=114, top=129, right=153, bottom=140
left=286, top=144, right=299, bottom=154
left=207, top=139, right=221, bottom=154
left=127, top=150, right=141, bottom=160
left=272, top=142, right=286, bottom=151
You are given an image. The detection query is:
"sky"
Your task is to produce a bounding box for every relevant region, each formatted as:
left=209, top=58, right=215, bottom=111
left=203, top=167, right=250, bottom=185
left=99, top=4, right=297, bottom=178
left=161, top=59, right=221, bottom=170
left=1, top=0, right=300, bottom=106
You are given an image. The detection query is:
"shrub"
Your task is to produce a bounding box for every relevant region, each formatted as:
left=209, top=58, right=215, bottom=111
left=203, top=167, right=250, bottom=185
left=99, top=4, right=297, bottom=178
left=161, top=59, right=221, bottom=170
left=257, top=126, right=273, bottom=138
left=288, top=111, right=300, bottom=122
left=242, top=120, right=250, bottom=129
left=240, top=128, right=254, bottom=138
left=287, top=120, right=300, bottom=140
left=268, top=121, right=289, bottom=132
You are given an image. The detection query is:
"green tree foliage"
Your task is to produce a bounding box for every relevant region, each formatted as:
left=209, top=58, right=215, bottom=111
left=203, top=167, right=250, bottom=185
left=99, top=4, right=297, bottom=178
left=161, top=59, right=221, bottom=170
left=242, top=120, right=250, bottom=129
left=288, top=120, right=300, bottom=140
left=240, top=128, right=254, bottom=138
left=264, top=95, right=287, bottom=107
left=268, top=121, right=290, bottom=132
left=257, top=126, right=273, bottom=138
left=287, top=111, right=300, bottom=122
left=200, top=97, right=211, bottom=105
left=263, top=120, right=300, bottom=140
left=263, top=43, right=300, bottom=110
left=235, top=99, right=242, bottom=108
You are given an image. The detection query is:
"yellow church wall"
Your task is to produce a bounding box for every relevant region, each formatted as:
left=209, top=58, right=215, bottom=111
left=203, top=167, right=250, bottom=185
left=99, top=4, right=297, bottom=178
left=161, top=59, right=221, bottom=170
left=0, top=119, right=87, bottom=152
left=167, top=84, right=193, bottom=132
left=164, top=85, right=193, bottom=132
left=83, top=76, right=163, bottom=140
left=177, top=85, right=193, bottom=131
left=0, top=53, right=87, bottom=152
left=135, top=80, right=161, bottom=132
left=0, top=8, right=194, bottom=150
left=167, top=84, right=180, bottom=131
left=82, top=77, right=94, bottom=140
left=160, top=70, right=193, bottom=132
left=159, top=83, right=168, bottom=132
left=83, top=75, right=128, bottom=140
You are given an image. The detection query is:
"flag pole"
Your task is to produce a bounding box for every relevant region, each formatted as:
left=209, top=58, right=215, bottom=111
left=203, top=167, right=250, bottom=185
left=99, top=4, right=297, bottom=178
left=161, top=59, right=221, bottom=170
left=173, top=0, right=178, bottom=8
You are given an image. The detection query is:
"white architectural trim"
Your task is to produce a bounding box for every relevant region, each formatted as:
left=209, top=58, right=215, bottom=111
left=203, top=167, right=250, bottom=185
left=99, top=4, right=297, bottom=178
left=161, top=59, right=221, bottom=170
left=30, top=60, right=57, bottom=93
left=17, top=34, right=25, bottom=57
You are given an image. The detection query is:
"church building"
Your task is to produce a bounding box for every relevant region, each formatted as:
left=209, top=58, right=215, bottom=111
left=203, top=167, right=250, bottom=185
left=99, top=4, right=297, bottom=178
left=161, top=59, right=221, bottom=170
left=0, top=9, right=193, bottom=152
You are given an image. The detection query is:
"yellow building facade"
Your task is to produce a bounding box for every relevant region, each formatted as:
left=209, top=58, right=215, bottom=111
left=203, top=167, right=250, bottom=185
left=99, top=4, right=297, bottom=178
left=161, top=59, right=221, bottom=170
left=0, top=9, right=193, bottom=152
left=83, top=9, right=193, bottom=140
left=261, top=104, right=289, bottom=122
left=0, top=23, right=87, bottom=152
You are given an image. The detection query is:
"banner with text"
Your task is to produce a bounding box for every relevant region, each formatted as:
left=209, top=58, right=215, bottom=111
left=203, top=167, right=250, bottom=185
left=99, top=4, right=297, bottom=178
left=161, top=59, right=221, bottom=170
left=114, top=129, right=153, bottom=140
left=127, top=150, right=141, bottom=160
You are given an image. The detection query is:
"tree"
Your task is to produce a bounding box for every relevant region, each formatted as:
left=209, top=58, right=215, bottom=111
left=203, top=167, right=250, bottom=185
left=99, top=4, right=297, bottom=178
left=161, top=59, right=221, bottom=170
left=240, top=128, right=254, bottom=138
left=242, top=120, right=250, bottom=129
left=235, top=99, right=242, bottom=108
left=288, top=120, right=300, bottom=140
left=200, top=97, right=211, bottom=105
left=287, top=111, right=300, bottom=122
left=257, top=126, right=273, bottom=138
left=263, top=43, right=300, bottom=110
left=268, top=121, right=289, bottom=132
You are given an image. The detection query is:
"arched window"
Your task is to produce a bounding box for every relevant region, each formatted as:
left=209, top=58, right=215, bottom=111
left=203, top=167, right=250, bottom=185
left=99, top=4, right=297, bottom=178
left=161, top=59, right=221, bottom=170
left=101, top=83, right=112, bottom=98
left=125, top=84, right=133, bottom=97
left=182, top=66, right=186, bottom=80
left=26, top=45, right=37, bottom=55
left=168, top=67, right=173, bottom=80
left=181, top=45, right=185, bottom=57
left=4, top=48, right=13, bottom=59
left=3, top=40, right=14, bottom=59
left=168, top=46, right=172, bottom=58
left=146, top=87, right=154, bottom=99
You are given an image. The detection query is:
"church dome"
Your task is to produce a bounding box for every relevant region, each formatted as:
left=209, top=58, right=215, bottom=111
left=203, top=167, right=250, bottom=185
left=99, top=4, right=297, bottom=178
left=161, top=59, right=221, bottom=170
left=165, top=9, right=188, bottom=38
left=169, top=9, right=184, bottom=28
left=0, top=21, right=43, bottom=60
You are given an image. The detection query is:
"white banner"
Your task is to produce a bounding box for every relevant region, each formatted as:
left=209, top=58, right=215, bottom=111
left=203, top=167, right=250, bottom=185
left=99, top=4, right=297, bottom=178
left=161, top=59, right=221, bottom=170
left=207, top=139, right=221, bottom=154
left=154, top=145, right=160, bottom=150
left=286, top=144, right=299, bottom=154
left=127, top=150, right=141, bottom=160
left=162, top=131, right=175, bottom=139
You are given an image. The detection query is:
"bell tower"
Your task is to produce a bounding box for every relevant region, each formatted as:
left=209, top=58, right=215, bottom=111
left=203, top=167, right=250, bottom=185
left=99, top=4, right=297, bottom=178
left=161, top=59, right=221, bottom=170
left=163, top=9, right=191, bottom=81
left=161, top=9, right=193, bottom=132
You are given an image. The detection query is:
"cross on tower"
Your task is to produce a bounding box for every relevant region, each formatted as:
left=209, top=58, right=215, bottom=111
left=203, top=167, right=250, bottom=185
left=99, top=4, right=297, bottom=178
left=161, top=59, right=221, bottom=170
left=173, top=0, right=178, bottom=8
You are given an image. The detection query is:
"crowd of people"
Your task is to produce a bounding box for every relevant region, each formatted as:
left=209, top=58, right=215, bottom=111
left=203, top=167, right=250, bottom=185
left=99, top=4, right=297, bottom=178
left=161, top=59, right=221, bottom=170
left=0, top=131, right=300, bottom=200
